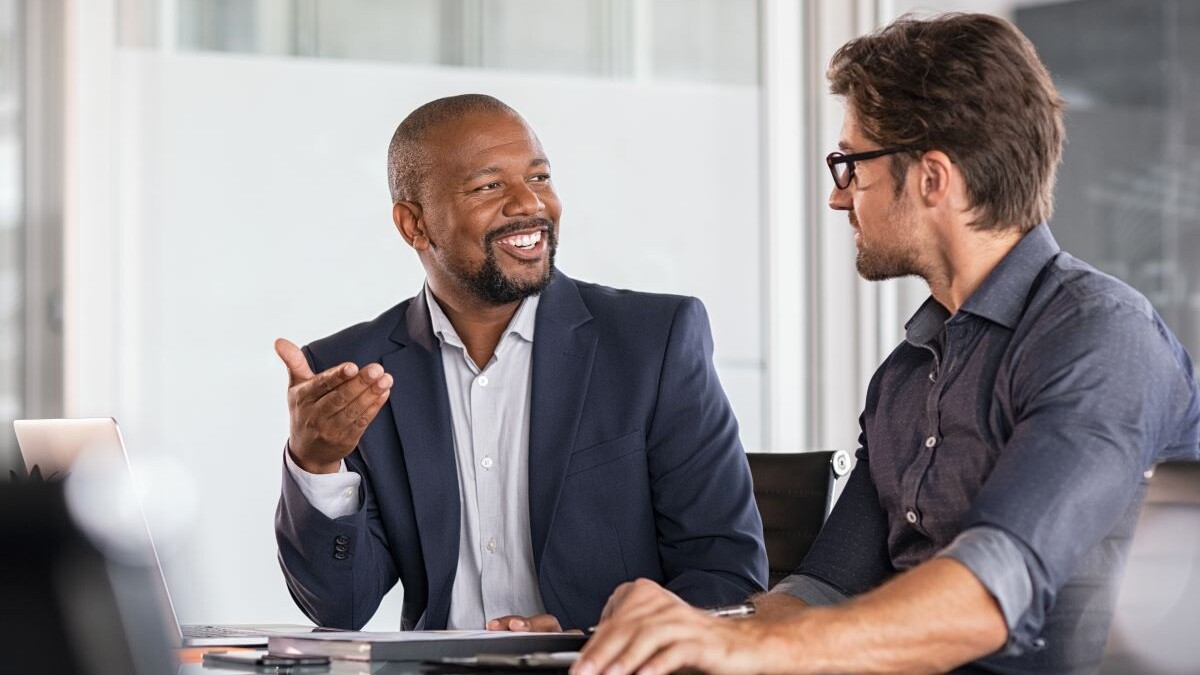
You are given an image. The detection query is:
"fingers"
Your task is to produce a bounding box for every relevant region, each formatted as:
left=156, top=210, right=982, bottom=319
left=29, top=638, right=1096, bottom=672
left=599, top=579, right=680, bottom=626
left=485, top=614, right=563, bottom=632
left=636, top=641, right=698, bottom=675
left=575, top=612, right=708, bottom=675
left=486, top=616, right=529, bottom=632
left=525, top=614, right=564, bottom=632
left=295, top=361, right=360, bottom=405
left=311, top=363, right=391, bottom=419
left=275, top=338, right=315, bottom=387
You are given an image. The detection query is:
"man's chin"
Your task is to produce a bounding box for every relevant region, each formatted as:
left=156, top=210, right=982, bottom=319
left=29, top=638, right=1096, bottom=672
left=855, top=251, right=912, bottom=282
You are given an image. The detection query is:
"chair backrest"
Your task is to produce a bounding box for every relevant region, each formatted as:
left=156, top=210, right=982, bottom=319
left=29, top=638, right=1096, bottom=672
left=746, top=451, right=851, bottom=588
left=1101, top=461, right=1200, bottom=674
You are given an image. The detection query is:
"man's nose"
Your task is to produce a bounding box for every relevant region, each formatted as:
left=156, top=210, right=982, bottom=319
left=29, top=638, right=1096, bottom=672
left=503, top=182, right=545, bottom=217
left=828, top=183, right=852, bottom=211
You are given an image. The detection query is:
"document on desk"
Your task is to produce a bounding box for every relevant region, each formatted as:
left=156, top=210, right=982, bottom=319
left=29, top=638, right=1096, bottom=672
left=267, top=630, right=587, bottom=662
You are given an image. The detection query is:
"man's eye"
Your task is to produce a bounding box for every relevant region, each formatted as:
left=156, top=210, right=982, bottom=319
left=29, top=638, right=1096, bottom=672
left=529, top=174, right=551, bottom=183
left=475, top=181, right=502, bottom=192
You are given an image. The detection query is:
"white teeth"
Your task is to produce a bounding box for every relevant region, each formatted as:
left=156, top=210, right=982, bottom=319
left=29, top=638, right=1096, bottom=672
left=502, top=231, right=542, bottom=249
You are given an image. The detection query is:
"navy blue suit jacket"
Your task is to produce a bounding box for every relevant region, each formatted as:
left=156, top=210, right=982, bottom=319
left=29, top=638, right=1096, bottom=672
left=275, top=271, right=767, bottom=630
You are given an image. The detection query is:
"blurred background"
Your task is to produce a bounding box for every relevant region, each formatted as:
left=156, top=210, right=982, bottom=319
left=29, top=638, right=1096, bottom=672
left=1, top=0, right=1196, bottom=629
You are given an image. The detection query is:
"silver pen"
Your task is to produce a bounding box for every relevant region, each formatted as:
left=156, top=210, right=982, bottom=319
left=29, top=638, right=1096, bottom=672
left=587, top=601, right=756, bottom=634
left=704, top=602, right=757, bottom=619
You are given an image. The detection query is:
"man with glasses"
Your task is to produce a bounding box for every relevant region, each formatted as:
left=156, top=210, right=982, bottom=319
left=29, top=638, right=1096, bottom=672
left=574, top=13, right=1200, bottom=675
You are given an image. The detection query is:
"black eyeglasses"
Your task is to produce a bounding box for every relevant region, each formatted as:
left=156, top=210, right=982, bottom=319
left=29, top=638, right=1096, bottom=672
left=826, top=145, right=923, bottom=189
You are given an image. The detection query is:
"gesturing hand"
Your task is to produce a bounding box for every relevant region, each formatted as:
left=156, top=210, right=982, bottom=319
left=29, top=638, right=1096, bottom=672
left=275, top=338, right=393, bottom=474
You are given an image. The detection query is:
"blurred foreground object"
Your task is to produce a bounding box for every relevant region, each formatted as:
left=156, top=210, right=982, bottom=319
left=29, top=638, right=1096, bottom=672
left=1103, top=462, right=1200, bottom=674
left=0, top=468, right=173, bottom=674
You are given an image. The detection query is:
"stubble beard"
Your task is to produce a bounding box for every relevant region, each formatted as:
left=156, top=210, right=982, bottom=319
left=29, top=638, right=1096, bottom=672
left=853, top=199, right=921, bottom=282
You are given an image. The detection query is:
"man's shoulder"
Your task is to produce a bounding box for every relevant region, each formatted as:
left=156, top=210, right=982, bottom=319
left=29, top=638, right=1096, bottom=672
left=1040, top=252, right=1156, bottom=321
left=304, top=297, right=414, bottom=369
left=565, top=275, right=701, bottom=323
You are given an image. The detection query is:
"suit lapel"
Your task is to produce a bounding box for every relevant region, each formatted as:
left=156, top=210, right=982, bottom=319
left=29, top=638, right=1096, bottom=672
left=528, top=272, right=597, bottom=568
left=382, top=290, right=459, bottom=629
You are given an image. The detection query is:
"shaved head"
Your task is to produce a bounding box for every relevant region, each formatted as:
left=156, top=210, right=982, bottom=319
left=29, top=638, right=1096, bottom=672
left=387, top=94, right=523, bottom=204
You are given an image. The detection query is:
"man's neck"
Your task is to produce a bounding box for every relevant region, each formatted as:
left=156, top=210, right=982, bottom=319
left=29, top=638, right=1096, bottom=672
left=923, top=222, right=1024, bottom=315
left=428, top=285, right=521, bottom=369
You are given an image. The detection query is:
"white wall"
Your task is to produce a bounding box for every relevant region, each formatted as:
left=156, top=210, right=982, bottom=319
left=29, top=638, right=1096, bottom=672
left=73, top=50, right=761, bottom=626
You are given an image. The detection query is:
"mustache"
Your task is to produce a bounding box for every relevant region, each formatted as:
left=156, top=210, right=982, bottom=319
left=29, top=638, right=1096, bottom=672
left=484, top=218, right=555, bottom=246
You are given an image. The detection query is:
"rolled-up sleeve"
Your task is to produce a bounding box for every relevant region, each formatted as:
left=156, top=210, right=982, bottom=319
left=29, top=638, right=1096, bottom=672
left=938, top=526, right=1035, bottom=655
left=961, top=296, right=1197, bottom=650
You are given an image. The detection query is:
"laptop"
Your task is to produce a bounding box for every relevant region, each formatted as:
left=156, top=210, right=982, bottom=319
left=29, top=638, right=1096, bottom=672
left=12, top=417, right=315, bottom=647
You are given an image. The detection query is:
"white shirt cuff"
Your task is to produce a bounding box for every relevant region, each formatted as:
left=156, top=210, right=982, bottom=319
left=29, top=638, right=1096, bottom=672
left=284, top=449, right=362, bottom=520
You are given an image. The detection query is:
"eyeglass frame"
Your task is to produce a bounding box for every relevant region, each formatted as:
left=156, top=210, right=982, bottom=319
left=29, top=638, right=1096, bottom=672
left=825, top=144, right=924, bottom=190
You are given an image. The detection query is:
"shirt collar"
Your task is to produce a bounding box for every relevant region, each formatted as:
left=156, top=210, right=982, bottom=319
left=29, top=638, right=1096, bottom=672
left=904, top=223, right=1060, bottom=346
left=423, top=284, right=539, bottom=351
left=958, top=223, right=1060, bottom=329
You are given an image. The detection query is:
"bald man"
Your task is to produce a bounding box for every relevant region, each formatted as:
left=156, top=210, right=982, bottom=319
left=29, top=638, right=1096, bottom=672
left=273, top=95, right=766, bottom=632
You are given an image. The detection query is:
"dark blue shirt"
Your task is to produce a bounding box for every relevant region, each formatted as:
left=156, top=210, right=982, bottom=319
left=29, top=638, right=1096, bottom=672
left=793, top=224, right=1200, bottom=673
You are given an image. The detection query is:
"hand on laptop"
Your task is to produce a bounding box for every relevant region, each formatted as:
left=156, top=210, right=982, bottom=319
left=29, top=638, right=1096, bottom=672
left=276, top=338, right=393, bottom=474
left=486, top=614, right=565, bottom=633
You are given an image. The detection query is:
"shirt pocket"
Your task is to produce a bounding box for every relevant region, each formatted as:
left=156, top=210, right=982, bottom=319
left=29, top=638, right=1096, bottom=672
left=565, top=429, right=644, bottom=477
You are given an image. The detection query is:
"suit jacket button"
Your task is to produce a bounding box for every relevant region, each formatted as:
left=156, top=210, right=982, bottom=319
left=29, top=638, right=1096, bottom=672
left=334, top=551, right=348, bottom=560
left=335, top=535, right=349, bottom=545
left=335, top=544, right=349, bottom=553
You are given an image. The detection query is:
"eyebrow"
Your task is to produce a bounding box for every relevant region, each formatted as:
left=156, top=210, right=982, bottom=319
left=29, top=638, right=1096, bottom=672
left=460, top=158, right=551, bottom=185
left=837, top=140, right=854, bottom=152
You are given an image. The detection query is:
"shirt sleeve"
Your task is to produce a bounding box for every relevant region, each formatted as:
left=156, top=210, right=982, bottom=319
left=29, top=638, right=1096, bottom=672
left=793, top=374, right=897, bottom=598
left=962, top=293, right=1198, bottom=652
left=770, top=572, right=849, bottom=606
left=283, top=446, right=362, bottom=520
left=937, top=525, right=1035, bottom=656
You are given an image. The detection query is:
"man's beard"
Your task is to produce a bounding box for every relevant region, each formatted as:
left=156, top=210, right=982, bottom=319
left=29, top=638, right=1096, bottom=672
left=852, top=203, right=920, bottom=281
left=459, top=218, right=558, bottom=305
left=855, top=241, right=919, bottom=281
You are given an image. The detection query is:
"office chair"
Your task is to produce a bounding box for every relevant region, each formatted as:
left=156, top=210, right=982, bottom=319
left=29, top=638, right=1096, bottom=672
left=746, top=450, right=852, bottom=588
left=1101, top=461, right=1200, bottom=674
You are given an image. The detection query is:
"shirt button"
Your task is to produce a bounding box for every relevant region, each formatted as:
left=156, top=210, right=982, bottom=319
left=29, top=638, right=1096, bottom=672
left=905, top=510, right=918, bottom=524
left=481, top=456, right=494, bottom=469
left=343, top=487, right=356, bottom=499
left=925, top=436, right=938, bottom=448
left=477, top=375, right=489, bottom=387
left=486, top=538, right=497, bottom=553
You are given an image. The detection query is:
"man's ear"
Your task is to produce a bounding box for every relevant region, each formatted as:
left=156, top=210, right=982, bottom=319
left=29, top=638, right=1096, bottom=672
left=916, top=150, right=954, bottom=208
left=393, top=201, right=429, bottom=250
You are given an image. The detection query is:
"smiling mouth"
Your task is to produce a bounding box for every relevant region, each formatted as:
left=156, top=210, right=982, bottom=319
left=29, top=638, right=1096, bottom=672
left=498, top=230, right=543, bottom=250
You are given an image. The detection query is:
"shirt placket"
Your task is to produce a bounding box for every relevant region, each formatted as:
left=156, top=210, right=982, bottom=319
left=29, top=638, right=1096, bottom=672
left=904, top=320, right=978, bottom=535
left=901, top=330, right=955, bottom=535
left=471, top=358, right=504, bottom=621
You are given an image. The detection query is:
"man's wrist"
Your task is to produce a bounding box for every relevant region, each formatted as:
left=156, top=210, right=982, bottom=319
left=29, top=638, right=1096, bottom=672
left=746, top=605, right=832, bottom=675
left=287, top=444, right=341, bottom=475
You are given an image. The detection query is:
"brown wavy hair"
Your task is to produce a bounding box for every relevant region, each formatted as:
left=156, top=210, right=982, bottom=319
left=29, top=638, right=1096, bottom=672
left=828, top=13, right=1065, bottom=232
